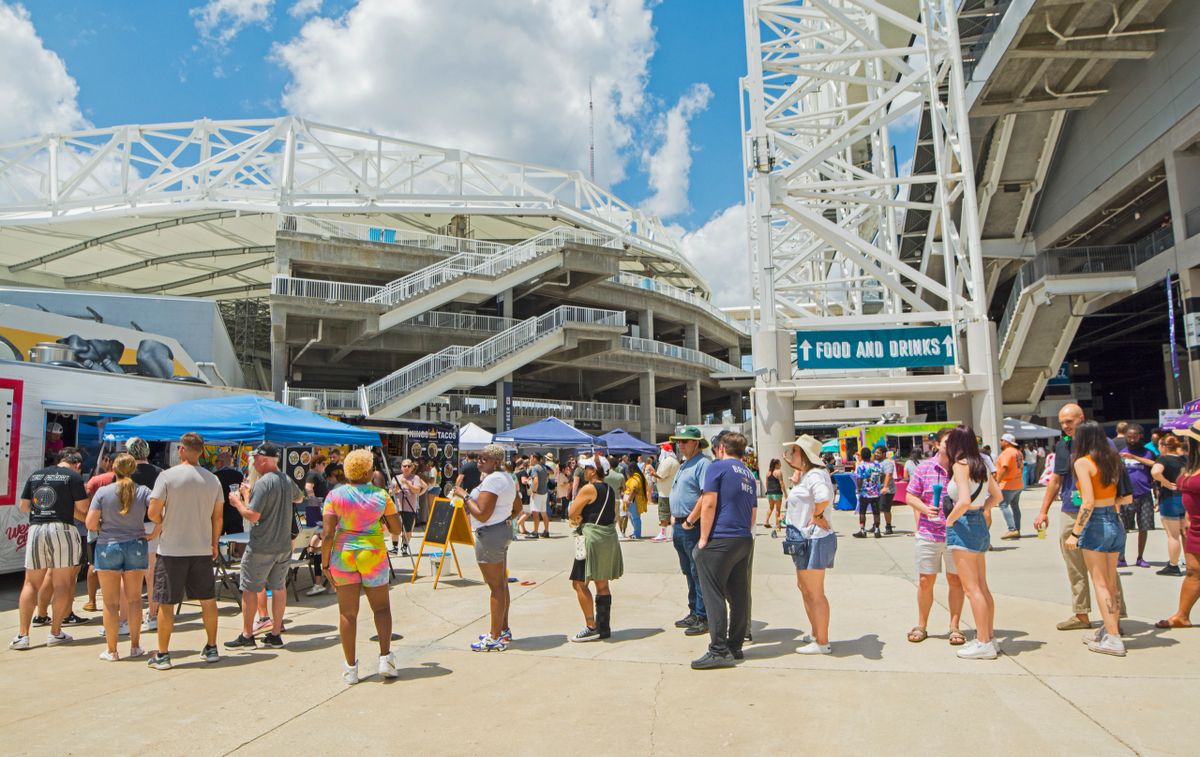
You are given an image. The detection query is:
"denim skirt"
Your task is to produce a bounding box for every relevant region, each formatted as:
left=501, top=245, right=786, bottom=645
left=1078, top=507, right=1124, bottom=553
left=1160, top=493, right=1185, bottom=519
left=946, top=510, right=990, bottom=553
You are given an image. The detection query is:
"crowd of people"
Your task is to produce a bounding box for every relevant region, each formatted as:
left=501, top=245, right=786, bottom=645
left=10, top=401, right=1200, bottom=678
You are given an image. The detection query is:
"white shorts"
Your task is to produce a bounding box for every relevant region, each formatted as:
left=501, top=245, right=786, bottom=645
left=915, top=538, right=957, bottom=576
left=25, top=522, right=83, bottom=570
left=530, top=493, right=548, bottom=513
left=144, top=521, right=161, bottom=556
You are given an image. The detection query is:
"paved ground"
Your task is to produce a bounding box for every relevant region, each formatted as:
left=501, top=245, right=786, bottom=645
left=0, top=490, right=1194, bottom=756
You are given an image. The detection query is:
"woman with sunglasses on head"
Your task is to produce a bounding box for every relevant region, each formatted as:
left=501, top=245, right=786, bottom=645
left=1156, top=422, right=1200, bottom=629
left=1065, top=421, right=1127, bottom=655
left=389, top=459, right=427, bottom=557
left=942, top=426, right=1003, bottom=659
left=780, top=436, right=837, bottom=655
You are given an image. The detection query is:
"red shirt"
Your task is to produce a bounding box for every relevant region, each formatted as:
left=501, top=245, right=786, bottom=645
left=86, top=472, right=116, bottom=497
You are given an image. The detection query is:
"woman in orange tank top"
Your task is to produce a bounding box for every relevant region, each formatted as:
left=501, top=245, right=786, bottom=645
left=1066, top=421, right=1126, bottom=656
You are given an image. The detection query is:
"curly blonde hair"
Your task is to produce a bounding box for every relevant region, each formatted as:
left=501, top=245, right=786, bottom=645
left=343, top=449, right=376, bottom=484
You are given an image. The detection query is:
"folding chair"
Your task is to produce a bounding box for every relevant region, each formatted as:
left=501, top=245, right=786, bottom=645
left=286, top=526, right=319, bottom=600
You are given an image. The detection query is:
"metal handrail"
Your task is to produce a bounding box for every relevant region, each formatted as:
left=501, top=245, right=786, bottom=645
left=400, top=310, right=520, bottom=332
left=271, top=275, right=382, bottom=302
left=429, top=394, right=679, bottom=426
left=997, top=227, right=1175, bottom=345
left=281, top=215, right=508, bottom=256
left=610, top=273, right=747, bottom=334
left=620, top=336, right=741, bottom=374
left=282, top=385, right=366, bottom=414
left=362, top=305, right=625, bottom=412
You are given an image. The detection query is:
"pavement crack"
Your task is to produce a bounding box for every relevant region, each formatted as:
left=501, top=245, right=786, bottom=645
left=649, top=664, right=666, bottom=755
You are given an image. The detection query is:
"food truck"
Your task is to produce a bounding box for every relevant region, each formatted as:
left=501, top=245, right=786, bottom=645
left=836, top=421, right=959, bottom=464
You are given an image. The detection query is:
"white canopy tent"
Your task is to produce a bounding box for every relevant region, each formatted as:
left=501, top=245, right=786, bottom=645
left=458, top=422, right=495, bottom=451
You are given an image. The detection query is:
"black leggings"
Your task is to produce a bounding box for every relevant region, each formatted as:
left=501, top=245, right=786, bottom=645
left=858, top=495, right=880, bottom=528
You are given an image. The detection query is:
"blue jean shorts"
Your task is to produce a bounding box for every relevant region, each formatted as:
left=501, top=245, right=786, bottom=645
left=946, top=510, right=990, bottom=553
left=1078, top=507, right=1124, bottom=552
left=94, top=538, right=149, bottom=571
left=785, top=527, right=837, bottom=570
left=1160, top=493, right=1185, bottom=519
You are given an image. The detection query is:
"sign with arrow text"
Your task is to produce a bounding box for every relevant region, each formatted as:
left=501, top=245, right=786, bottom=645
left=796, top=326, right=956, bottom=369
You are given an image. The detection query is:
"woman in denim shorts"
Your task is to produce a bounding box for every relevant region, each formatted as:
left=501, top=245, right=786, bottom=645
left=942, top=427, right=1003, bottom=660
left=1065, top=421, right=1128, bottom=656
left=1151, top=434, right=1187, bottom=576
left=85, top=453, right=150, bottom=661
left=781, top=435, right=838, bottom=655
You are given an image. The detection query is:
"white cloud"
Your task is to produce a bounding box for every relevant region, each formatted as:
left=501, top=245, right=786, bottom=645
left=0, top=2, right=87, bottom=142
left=274, top=0, right=656, bottom=186
left=288, top=0, right=321, bottom=18
left=642, top=82, right=712, bottom=217
left=191, top=0, right=274, bottom=46
left=672, top=203, right=752, bottom=307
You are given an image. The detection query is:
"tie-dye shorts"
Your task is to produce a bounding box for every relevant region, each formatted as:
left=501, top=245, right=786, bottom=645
left=328, top=547, right=390, bottom=588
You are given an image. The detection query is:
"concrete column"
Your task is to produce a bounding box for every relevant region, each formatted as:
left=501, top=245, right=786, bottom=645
left=1166, top=150, right=1200, bottom=245
left=499, top=288, right=513, bottom=319
left=495, top=376, right=513, bottom=432
left=641, top=308, right=655, bottom=341
left=639, top=370, right=657, bottom=442
left=1180, top=267, right=1200, bottom=400
left=687, top=380, right=702, bottom=424
left=730, top=391, right=744, bottom=423
left=270, top=308, right=287, bottom=401
left=684, top=323, right=699, bottom=351
left=750, top=329, right=793, bottom=486
left=966, top=316, right=1002, bottom=451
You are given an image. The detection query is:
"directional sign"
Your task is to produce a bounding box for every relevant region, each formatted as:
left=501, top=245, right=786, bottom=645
left=796, top=326, right=955, bottom=369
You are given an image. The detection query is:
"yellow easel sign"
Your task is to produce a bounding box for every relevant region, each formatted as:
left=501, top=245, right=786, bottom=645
left=411, top=497, right=475, bottom=589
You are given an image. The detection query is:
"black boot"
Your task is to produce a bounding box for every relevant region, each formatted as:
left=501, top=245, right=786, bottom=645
left=595, top=594, right=612, bottom=639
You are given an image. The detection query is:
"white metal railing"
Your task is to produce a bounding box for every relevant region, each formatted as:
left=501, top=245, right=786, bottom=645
left=400, top=310, right=519, bottom=332
left=428, top=394, right=679, bottom=426
left=281, top=214, right=508, bottom=256
left=610, top=273, right=748, bottom=334
left=272, top=275, right=382, bottom=302
left=620, top=336, right=741, bottom=374
left=282, top=385, right=367, bottom=414
left=362, top=305, right=625, bottom=412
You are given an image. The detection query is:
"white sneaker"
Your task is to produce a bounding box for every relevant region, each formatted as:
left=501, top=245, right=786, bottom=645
left=1087, top=632, right=1127, bottom=657
left=652, top=532, right=668, bottom=542
left=342, top=659, right=359, bottom=685
left=46, top=631, right=73, bottom=646
left=305, top=584, right=327, bottom=596
left=378, top=652, right=399, bottom=678
left=957, top=639, right=998, bottom=659
left=128, top=646, right=145, bottom=658
left=796, top=641, right=832, bottom=655
left=143, top=615, right=157, bottom=632
left=1082, top=628, right=1103, bottom=645
left=99, top=650, right=118, bottom=661
left=9, top=634, right=30, bottom=650
left=98, top=621, right=131, bottom=637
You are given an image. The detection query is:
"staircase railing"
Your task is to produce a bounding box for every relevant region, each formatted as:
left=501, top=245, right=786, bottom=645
left=620, top=336, right=741, bottom=374
left=611, top=273, right=746, bottom=334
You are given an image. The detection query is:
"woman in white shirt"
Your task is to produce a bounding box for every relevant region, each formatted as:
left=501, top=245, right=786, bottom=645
left=453, top=444, right=518, bottom=652
left=781, top=435, right=838, bottom=655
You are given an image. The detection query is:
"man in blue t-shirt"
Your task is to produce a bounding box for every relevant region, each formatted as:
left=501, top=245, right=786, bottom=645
left=1034, top=403, right=1126, bottom=631
left=668, top=427, right=712, bottom=635
left=685, top=431, right=756, bottom=669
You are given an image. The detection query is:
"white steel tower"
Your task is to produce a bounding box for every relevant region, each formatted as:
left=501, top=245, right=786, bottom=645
left=742, top=0, right=1001, bottom=465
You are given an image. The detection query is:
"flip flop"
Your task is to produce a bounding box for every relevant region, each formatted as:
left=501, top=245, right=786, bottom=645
left=907, top=627, right=927, bottom=643
left=519, top=580, right=537, bottom=586
left=948, top=629, right=966, bottom=645
left=1154, top=618, right=1192, bottom=629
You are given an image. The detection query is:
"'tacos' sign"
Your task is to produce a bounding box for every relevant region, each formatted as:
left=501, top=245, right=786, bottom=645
left=796, top=326, right=955, bottom=369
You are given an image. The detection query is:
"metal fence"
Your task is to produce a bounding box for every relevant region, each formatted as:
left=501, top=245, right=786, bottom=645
left=399, top=310, right=519, bottom=332
left=362, top=305, right=625, bottom=412
left=620, top=336, right=741, bottom=374
left=611, top=273, right=746, bottom=334
left=281, top=215, right=507, bottom=256
left=428, top=394, right=679, bottom=427
left=282, top=386, right=366, bottom=415
left=997, top=226, right=1175, bottom=344
left=271, top=275, right=382, bottom=302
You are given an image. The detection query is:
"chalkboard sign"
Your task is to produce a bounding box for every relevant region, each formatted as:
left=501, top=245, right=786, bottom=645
left=411, top=497, right=474, bottom=588
left=424, top=498, right=456, bottom=546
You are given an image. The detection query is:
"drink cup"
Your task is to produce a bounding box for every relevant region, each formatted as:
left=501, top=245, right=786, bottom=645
left=1037, top=525, right=1047, bottom=539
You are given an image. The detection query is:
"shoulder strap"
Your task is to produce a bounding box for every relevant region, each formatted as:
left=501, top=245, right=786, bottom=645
left=594, top=483, right=613, bottom=524
left=970, top=479, right=984, bottom=500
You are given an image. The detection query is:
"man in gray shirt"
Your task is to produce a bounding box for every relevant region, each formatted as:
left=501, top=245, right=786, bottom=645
left=527, top=452, right=552, bottom=538
left=225, top=442, right=304, bottom=650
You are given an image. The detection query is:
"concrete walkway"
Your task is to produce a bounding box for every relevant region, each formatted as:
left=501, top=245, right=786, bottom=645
left=0, top=491, right=1194, bottom=756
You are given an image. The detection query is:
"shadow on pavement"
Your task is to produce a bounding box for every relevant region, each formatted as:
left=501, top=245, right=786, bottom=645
left=398, top=661, right=453, bottom=681
left=289, top=624, right=337, bottom=635
left=512, top=633, right=568, bottom=651
left=743, top=626, right=807, bottom=660
left=605, top=627, right=664, bottom=642
left=994, top=629, right=1044, bottom=656
left=174, top=651, right=279, bottom=669
left=831, top=633, right=884, bottom=660
left=1122, top=621, right=1183, bottom=650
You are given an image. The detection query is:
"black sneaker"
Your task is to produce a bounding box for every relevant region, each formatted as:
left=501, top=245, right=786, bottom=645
left=224, top=634, right=257, bottom=649
left=31, top=615, right=50, bottom=627
left=731, top=648, right=745, bottom=661
left=1156, top=564, right=1183, bottom=576
left=691, top=650, right=736, bottom=670
left=674, top=614, right=697, bottom=628
left=400, top=544, right=410, bottom=557
left=147, top=652, right=172, bottom=670
left=873, top=528, right=882, bottom=539
left=885, top=525, right=895, bottom=535
left=540, top=532, right=550, bottom=539
left=388, top=545, right=399, bottom=555
left=261, top=633, right=284, bottom=649
left=202, top=644, right=219, bottom=663
left=852, top=530, right=867, bottom=539
left=62, top=612, right=90, bottom=626
left=684, top=620, right=709, bottom=636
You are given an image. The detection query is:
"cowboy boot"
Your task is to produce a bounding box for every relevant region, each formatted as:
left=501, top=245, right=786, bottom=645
left=595, top=594, right=612, bottom=639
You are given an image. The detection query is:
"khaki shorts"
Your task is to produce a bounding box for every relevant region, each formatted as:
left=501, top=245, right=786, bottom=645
left=915, top=538, right=957, bottom=575
left=529, top=493, right=548, bottom=513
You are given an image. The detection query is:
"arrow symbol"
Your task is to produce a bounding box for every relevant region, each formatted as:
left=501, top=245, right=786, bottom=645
left=799, top=339, right=812, bottom=361
left=942, top=334, right=954, bottom=356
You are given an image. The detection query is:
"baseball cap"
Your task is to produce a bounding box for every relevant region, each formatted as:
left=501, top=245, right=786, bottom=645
left=578, top=455, right=611, bottom=473
left=251, top=442, right=280, bottom=457
left=1001, top=433, right=1017, bottom=445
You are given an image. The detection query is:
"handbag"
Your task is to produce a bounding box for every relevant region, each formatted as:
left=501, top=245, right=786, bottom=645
left=942, top=480, right=984, bottom=518
left=782, top=525, right=811, bottom=560
left=574, top=484, right=613, bottom=560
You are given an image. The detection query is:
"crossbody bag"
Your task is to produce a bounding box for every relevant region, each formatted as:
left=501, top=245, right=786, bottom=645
left=574, top=484, right=613, bottom=561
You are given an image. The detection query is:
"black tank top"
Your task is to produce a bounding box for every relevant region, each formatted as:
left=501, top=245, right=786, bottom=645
left=765, top=471, right=782, bottom=495
left=580, top=482, right=616, bottom=526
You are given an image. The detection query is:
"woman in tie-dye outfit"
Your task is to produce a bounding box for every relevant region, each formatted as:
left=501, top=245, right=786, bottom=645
left=321, top=449, right=401, bottom=684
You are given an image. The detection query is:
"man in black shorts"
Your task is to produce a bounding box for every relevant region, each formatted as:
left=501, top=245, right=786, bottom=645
left=146, top=432, right=224, bottom=670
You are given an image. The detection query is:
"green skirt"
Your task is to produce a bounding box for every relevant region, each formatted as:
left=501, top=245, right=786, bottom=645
left=572, top=523, right=623, bottom=582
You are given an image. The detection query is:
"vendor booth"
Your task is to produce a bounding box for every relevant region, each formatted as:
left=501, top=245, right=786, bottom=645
left=493, top=416, right=606, bottom=449
left=837, top=421, right=957, bottom=463
left=597, top=428, right=658, bottom=456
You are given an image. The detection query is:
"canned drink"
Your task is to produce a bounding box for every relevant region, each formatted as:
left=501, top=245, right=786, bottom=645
left=1037, top=525, right=1047, bottom=539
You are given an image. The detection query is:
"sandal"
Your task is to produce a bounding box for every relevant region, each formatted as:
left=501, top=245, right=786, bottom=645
left=948, top=629, right=966, bottom=646
left=907, top=627, right=928, bottom=643
left=1155, top=618, right=1192, bottom=629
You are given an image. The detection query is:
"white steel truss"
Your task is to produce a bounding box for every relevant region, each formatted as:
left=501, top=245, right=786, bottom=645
left=0, top=116, right=701, bottom=290
left=743, top=0, right=989, bottom=335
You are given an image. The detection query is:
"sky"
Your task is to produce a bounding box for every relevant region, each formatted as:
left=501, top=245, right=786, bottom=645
left=1, top=0, right=916, bottom=306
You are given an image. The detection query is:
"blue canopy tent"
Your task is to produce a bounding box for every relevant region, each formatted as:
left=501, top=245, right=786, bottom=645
left=103, top=395, right=381, bottom=446
left=493, top=416, right=605, bottom=448
left=598, top=428, right=658, bottom=455
left=820, top=438, right=839, bottom=454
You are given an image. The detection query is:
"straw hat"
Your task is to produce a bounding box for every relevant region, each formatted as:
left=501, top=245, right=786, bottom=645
left=782, top=434, right=824, bottom=467
left=1172, top=419, right=1200, bottom=444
